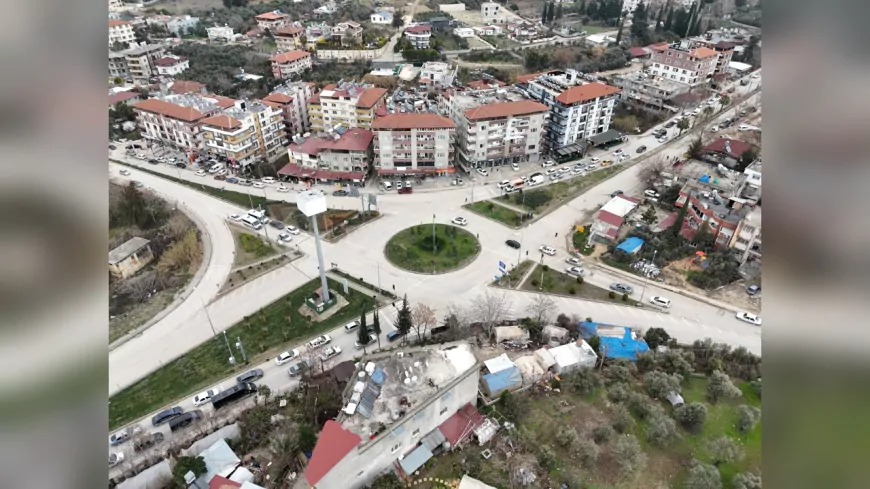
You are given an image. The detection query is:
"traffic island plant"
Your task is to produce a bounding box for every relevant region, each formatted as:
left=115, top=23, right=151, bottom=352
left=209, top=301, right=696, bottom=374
left=492, top=260, right=534, bottom=288
left=572, top=225, right=596, bottom=256
left=108, top=277, right=380, bottom=430
left=384, top=224, right=481, bottom=274
left=463, top=200, right=525, bottom=228
left=522, top=264, right=640, bottom=305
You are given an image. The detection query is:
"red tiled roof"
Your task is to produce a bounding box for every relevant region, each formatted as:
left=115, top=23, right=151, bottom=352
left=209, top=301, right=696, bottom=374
left=275, top=25, right=304, bottom=36
left=438, top=403, right=484, bottom=446
left=132, top=99, right=205, bottom=122
left=256, top=11, right=287, bottom=20
left=201, top=114, right=242, bottom=130
left=170, top=80, right=205, bottom=94
left=109, top=20, right=130, bottom=27
left=555, top=82, right=621, bottom=105
left=689, top=47, right=719, bottom=59
left=288, top=128, right=374, bottom=155
left=516, top=71, right=554, bottom=83
left=628, top=46, right=650, bottom=57
left=374, top=106, right=388, bottom=117
left=356, top=87, right=388, bottom=108
left=108, top=91, right=141, bottom=106
left=605, top=227, right=619, bottom=239
left=466, top=79, right=506, bottom=90
left=208, top=475, right=242, bottom=489
left=657, top=211, right=678, bottom=231
left=211, top=95, right=238, bottom=109
left=263, top=93, right=293, bottom=104
left=303, top=420, right=361, bottom=485
left=372, top=113, right=455, bottom=130
left=595, top=210, right=624, bottom=228
left=405, top=25, right=432, bottom=34
left=154, top=56, right=187, bottom=67
left=465, top=100, right=548, bottom=120
left=702, top=137, right=754, bottom=159
left=270, top=50, right=310, bottom=63
left=307, top=93, right=321, bottom=105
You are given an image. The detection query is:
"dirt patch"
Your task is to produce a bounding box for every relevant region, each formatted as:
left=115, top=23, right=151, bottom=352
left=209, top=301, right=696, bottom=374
left=663, top=258, right=761, bottom=312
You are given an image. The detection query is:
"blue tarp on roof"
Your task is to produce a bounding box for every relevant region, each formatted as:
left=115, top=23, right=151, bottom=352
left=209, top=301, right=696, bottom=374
left=699, top=175, right=711, bottom=183
left=577, top=322, right=650, bottom=361
left=399, top=444, right=434, bottom=476
left=616, top=237, right=645, bottom=254
left=481, top=365, right=522, bottom=397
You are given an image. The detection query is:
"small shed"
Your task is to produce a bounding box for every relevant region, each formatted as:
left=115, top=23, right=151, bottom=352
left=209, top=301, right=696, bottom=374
left=541, top=325, right=570, bottom=347
left=458, top=475, right=498, bottom=489
left=549, top=340, right=598, bottom=374
left=513, top=355, right=546, bottom=385
left=666, top=391, right=685, bottom=407
left=534, top=348, right=556, bottom=371
left=108, top=236, right=153, bottom=279
left=398, top=444, right=434, bottom=476
left=480, top=365, right=522, bottom=397
left=616, top=237, right=645, bottom=254
left=483, top=353, right=516, bottom=374
left=494, top=325, right=529, bottom=343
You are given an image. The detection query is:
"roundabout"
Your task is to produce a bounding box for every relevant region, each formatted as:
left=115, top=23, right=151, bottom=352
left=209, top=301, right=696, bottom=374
left=384, top=223, right=481, bottom=274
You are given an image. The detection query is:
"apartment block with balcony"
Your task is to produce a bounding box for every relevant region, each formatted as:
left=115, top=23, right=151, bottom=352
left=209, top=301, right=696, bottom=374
left=122, top=44, right=166, bottom=86
left=200, top=100, right=286, bottom=165
left=332, top=21, right=364, bottom=47
left=674, top=180, right=755, bottom=248
left=404, top=25, right=432, bottom=49
left=109, top=52, right=129, bottom=78
left=308, top=81, right=388, bottom=132
left=279, top=128, right=374, bottom=183
left=109, top=20, right=135, bottom=47
left=274, top=24, right=305, bottom=51
left=729, top=206, right=761, bottom=265
left=648, top=39, right=719, bottom=87
left=269, top=50, right=313, bottom=80
left=154, top=55, right=189, bottom=76
left=372, top=113, right=456, bottom=176
left=733, top=159, right=761, bottom=205
left=455, top=100, right=548, bottom=171
left=519, top=70, right=621, bottom=150
left=132, top=93, right=236, bottom=150
left=263, top=81, right=316, bottom=141
left=255, top=10, right=290, bottom=31
left=610, top=71, right=691, bottom=112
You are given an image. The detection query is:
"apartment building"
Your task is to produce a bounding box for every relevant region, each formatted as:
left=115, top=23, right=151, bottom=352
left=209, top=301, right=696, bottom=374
left=610, top=71, right=690, bottom=112
left=372, top=113, right=456, bottom=176
left=255, top=10, right=290, bottom=31
left=263, top=81, right=316, bottom=141
left=519, top=70, right=621, bottom=150
left=675, top=180, right=754, bottom=248
left=109, top=20, right=135, bottom=47
left=280, top=128, right=374, bottom=183
left=729, top=206, right=761, bottom=265
left=302, top=343, right=480, bottom=489
left=200, top=100, right=287, bottom=165
left=332, top=21, right=364, bottom=47
left=132, top=93, right=236, bottom=150
left=207, top=25, right=235, bottom=42
left=108, top=0, right=124, bottom=12
left=122, top=44, right=166, bottom=85
left=404, top=25, right=432, bottom=49
left=155, top=55, right=189, bottom=76
left=419, top=62, right=455, bottom=89
left=269, top=50, right=313, bottom=80
left=648, top=39, right=719, bottom=87
left=109, top=52, right=128, bottom=79
left=733, top=159, right=761, bottom=205
left=481, top=2, right=503, bottom=23
left=448, top=94, right=548, bottom=170
left=274, top=25, right=305, bottom=51
left=308, top=81, right=388, bottom=132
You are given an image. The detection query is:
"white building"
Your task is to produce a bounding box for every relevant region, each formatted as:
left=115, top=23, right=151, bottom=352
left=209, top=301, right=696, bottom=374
left=308, top=81, right=388, bottom=132
left=109, top=20, right=135, bottom=47
left=585, top=33, right=617, bottom=46
left=729, top=205, right=761, bottom=265
left=547, top=339, right=598, bottom=374
left=167, top=15, right=200, bottom=36
left=207, top=24, right=236, bottom=42
left=269, top=50, right=313, bottom=80
left=132, top=92, right=237, bottom=150
left=200, top=99, right=287, bottom=165
left=648, top=39, right=719, bottom=87
left=370, top=10, right=394, bottom=24
left=108, top=0, right=123, bottom=11
left=519, top=70, right=621, bottom=150
left=302, top=343, right=480, bottom=489
left=372, top=113, right=456, bottom=176
left=419, top=61, right=455, bottom=89
left=453, top=27, right=475, bottom=38
left=263, top=81, right=316, bottom=141
left=154, top=55, right=189, bottom=76
left=474, top=25, right=503, bottom=36
left=481, top=2, right=503, bottom=23
left=404, top=25, right=432, bottom=49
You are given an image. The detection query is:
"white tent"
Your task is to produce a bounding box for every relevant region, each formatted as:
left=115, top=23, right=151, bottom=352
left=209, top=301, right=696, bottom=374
left=534, top=348, right=556, bottom=370
left=514, top=354, right=546, bottom=385
left=483, top=353, right=516, bottom=374
left=458, top=474, right=498, bottom=489
left=549, top=340, right=597, bottom=374
left=494, top=326, right=529, bottom=343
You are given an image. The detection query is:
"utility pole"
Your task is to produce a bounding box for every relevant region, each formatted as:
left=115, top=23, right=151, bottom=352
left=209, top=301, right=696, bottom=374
left=222, top=330, right=235, bottom=366
left=200, top=296, right=217, bottom=336
left=235, top=336, right=248, bottom=364
left=377, top=261, right=381, bottom=293
left=538, top=253, right=545, bottom=291
left=639, top=249, right=657, bottom=304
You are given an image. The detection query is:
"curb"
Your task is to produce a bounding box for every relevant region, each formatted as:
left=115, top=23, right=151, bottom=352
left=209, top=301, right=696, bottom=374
left=322, top=213, right=384, bottom=243
left=462, top=203, right=525, bottom=230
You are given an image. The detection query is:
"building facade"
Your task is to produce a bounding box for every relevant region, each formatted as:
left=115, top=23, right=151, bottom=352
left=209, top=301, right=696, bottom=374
left=269, top=50, right=313, bottom=80
left=332, top=21, right=363, bottom=47
left=280, top=128, right=374, bottom=183
left=154, top=55, right=189, bottom=76
left=481, top=2, right=503, bottom=23
left=456, top=100, right=548, bottom=169
left=370, top=10, right=393, bottom=24
left=263, top=81, right=316, bottom=140
left=308, top=81, right=388, bottom=132
left=132, top=93, right=235, bottom=150
left=274, top=25, right=305, bottom=51
left=648, top=40, right=719, bottom=87
left=109, top=20, right=135, bottom=47
left=109, top=52, right=129, bottom=78
left=109, top=237, right=153, bottom=279
left=255, top=11, right=290, bottom=31
left=372, top=113, right=456, bottom=176
left=610, top=71, right=690, bottom=112
left=200, top=100, right=287, bottom=165
left=123, top=44, right=166, bottom=85
left=404, top=25, right=432, bottom=49
left=675, top=181, right=754, bottom=248
left=729, top=206, right=761, bottom=264
left=207, top=25, right=235, bottom=42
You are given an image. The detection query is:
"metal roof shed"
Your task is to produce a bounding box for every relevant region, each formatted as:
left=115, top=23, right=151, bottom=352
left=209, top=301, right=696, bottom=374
left=483, top=353, right=516, bottom=374
left=480, top=365, right=522, bottom=397
left=534, top=348, right=556, bottom=370
left=398, top=444, right=434, bottom=476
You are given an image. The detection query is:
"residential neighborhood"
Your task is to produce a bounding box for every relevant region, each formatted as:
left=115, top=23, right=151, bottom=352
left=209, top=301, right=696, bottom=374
left=107, top=1, right=762, bottom=488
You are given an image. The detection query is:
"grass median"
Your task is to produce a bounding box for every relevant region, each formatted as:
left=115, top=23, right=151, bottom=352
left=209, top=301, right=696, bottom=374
left=492, top=259, right=534, bottom=288
left=108, top=277, right=379, bottom=430
left=463, top=200, right=526, bottom=228
left=521, top=264, right=640, bottom=305
left=499, top=165, right=626, bottom=215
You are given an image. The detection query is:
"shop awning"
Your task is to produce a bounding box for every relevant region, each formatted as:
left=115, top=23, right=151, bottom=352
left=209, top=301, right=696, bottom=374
left=398, top=444, right=434, bottom=476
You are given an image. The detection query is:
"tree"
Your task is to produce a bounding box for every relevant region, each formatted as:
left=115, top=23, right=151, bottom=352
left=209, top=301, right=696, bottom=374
left=677, top=117, right=691, bottom=134
left=641, top=206, right=658, bottom=226
left=608, top=382, right=630, bottom=403
left=357, top=307, right=371, bottom=354
left=411, top=303, right=436, bottom=342
left=629, top=2, right=650, bottom=45
left=692, top=221, right=716, bottom=251
left=646, top=413, right=678, bottom=446
left=688, top=137, right=704, bottom=159
left=592, top=425, right=614, bottom=444
left=731, top=472, right=762, bottom=489
left=612, top=404, right=635, bottom=433
left=702, top=105, right=715, bottom=119
left=267, top=421, right=300, bottom=483
left=674, top=402, right=708, bottom=433
left=614, top=10, right=628, bottom=45
left=587, top=335, right=601, bottom=355
left=719, top=94, right=731, bottom=107
left=556, top=428, right=579, bottom=448
left=394, top=294, right=413, bottom=344
left=470, top=290, right=512, bottom=336
left=605, top=360, right=638, bottom=384
left=736, top=404, right=761, bottom=433
left=562, top=367, right=602, bottom=395
left=392, top=9, right=405, bottom=29
left=663, top=7, right=675, bottom=32
left=707, top=370, right=742, bottom=403
left=685, top=460, right=722, bottom=489
left=172, top=456, right=207, bottom=487
left=371, top=309, right=382, bottom=349
left=613, top=434, right=647, bottom=476
left=555, top=2, right=564, bottom=20
left=736, top=147, right=758, bottom=172
left=643, top=327, right=671, bottom=349
left=576, top=437, right=600, bottom=467
left=525, top=293, right=556, bottom=328
left=628, top=392, right=664, bottom=420
left=639, top=156, right=669, bottom=185
left=644, top=370, right=682, bottom=399
left=369, top=472, right=404, bottom=489
left=654, top=5, right=666, bottom=32
left=708, top=436, right=742, bottom=466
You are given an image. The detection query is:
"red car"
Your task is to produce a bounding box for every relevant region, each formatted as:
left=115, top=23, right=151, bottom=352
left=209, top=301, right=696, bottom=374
left=398, top=187, right=412, bottom=194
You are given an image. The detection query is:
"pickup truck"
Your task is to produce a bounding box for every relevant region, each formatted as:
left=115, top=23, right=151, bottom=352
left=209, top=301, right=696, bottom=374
left=308, top=334, right=331, bottom=349
left=320, top=345, right=342, bottom=361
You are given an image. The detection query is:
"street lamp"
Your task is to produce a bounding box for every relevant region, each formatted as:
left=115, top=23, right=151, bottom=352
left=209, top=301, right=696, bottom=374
left=639, top=249, right=657, bottom=304
left=538, top=253, right=545, bottom=291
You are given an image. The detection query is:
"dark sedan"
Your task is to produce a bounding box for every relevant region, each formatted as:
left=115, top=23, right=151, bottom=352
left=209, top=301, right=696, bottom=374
left=636, top=145, right=647, bottom=153
left=151, top=406, right=184, bottom=426
left=237, top=369, right=264, bottom=383
left=505, top=239, right=521, bottom=249
left=268, top=220, right=285, bottom=230
left=332, top=190, right=348, bottom=196
left=610, top=283, right=634, bottom=294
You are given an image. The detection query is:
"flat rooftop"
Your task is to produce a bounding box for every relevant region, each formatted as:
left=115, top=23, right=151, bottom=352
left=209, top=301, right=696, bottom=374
left=338, top=342, right=477, bottom=443
left=679, top=160, right=741, bottom=192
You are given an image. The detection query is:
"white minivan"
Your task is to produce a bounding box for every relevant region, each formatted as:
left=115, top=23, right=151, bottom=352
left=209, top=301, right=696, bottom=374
left=649, top=296, right=671, bottom=308
left=381, top=181, right=393, bottom=190
left=241, top=215, right=262, bottom=230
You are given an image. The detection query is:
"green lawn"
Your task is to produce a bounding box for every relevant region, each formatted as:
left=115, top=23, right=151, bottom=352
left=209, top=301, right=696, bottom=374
left=463, top=200, right=526, bottom=228
left=571, top=227, right=596, bottom=255
left=232, top=228, right=277, bottom=267
left=479, top=35, right=520, bottom=49
left=498, top=166, right=625, bottom=216
left=108, top=277, right=378, bottom=430
left=493, top=259, right=534, bottom=288
left=522, top=264, right=640, bottom=305
left=384, top=224, right=480, bottom=274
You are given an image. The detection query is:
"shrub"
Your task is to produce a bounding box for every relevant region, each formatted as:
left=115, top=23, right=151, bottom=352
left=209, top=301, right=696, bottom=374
left=531, top=279, right=539, bottom=287
left=576, top=437, right=600, bottom=467
left=646, top=413, right=678, bottom=446
left=731, top=472, right=762, bottom=489
left=592, top=425, right=614, bottom=444
left=708, top=436, right=742, bottom=466
left=568, top=286, right=576, bottom=294
left=576, top=276, right=583, bottom=284
left=736, top=404, right=761, bottom=433
left=628, top=392, right=663, bottom=420
left=613, top=435, right=646, bottom=476
left=674, top=402, right=708, bottom=433
left=685, top=459, right=722, bottom=489
left=537, top=444, right=557, bottom=470
left=607, top=382, right=630, bottom=403
left=612, top=404, right=635, bottom=433
left=608, top=291, right=617, bottom=299
left=707, top=370, right=742, bottom=403
left=556, top=428, right=578, bottom=448
left=562, top=368, right=602, bottom=395
left=542, top=264, right=549, bottom=272
left=622, top=293, right=629, bottom=301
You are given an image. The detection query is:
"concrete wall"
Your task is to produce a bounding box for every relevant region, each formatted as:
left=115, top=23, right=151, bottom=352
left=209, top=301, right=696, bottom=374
left=439, top=3, right=467, bottom=12
left=316, top=43, right=389, bottom=61
left=317, top=368, right=480, bottom=489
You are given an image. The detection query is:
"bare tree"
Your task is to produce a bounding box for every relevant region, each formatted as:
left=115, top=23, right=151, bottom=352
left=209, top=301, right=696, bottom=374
left=525, top=294, right=556, bottom=327
left=411, top=303, right=436, bottom=342
left=469, top=290, right=513, bottom=336
left=117, top=270, right=160, bottom=303
left=444, top=301, right=472, bottom=340
left=638, top=156, right=670, bottom=185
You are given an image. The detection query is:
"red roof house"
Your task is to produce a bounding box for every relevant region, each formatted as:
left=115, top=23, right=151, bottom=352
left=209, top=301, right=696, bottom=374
left=302, top=420, right=361, bottom=487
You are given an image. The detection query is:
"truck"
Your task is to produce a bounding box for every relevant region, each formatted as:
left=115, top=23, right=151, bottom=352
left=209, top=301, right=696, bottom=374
left=510, top=178, right=524, bottom=190
left=529, top=174, right=545, bottom=186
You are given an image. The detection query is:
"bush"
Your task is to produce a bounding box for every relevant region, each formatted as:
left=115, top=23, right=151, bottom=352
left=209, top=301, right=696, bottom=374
left=736, top=404, right=761, bottom=433
left=612, top=404, right=635, bottom=433
left=707, top=370, right=742, bottom=403
left=592, top=425, right=614, bottom=444
left=537, top=444, right=557, bottom=470
left=542, top=264, right=549, bottom=272
left=685, top=459, right=722, bottom=489
left=731, top=472, right=762, bottom=489
left=646, top=413, right=678, bottom=446
left=613, top=435, right=647, bottom=476
left=568, top=286, right=576, bottom=294
left=708, top=436, right=742, bottom=466
left=643, top=370, right=683, bottom=399
left=607, top=382, right=630, bottom=403
left=556, top=428, right=579, bottom=448
left=576, top=437, right=600, bottom=467
left=608, top=291, right=617, bottom=299
left=562, top=368, right=602, bottom=395
left=576, top=276, right=583, bottom=284
left=628, top=392, right=663, bottom=420
left=605, top=361, right=638, bottom=384
left=622, top=293, right=629, bottom=301
left=674, top=402, right=708, bottom=433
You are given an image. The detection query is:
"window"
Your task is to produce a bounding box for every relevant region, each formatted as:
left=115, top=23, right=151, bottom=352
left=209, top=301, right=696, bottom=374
left=440, top=407, right=448, bottom=415
left=412, top=429, right=420, bottom=437
left=391, top=443, right=401, bottom=453
left=677, top=54, right=682, bottom=58
left=356, top=471, right=365, bottom=478
left=528, top=145, right=536, bottom=150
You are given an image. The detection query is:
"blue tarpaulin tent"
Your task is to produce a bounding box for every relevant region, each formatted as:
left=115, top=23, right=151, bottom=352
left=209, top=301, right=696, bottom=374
left=616, top=237, right=645, bottom=254
left=577, top=322, right=650, bottom=361
left=480, top=365, right=522, bottom=397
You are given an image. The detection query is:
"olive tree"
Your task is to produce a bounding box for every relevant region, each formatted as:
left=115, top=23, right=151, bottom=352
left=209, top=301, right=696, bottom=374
left=576, top=437, right=600, bottom=467
left=731, top=472, right=762, bottom=489
left=674, top=402, right=708, bottom=433
left=613, top=435, right=647, bottom=476
left=737, top=404, right=761, bottom=433
left=646, top=413, right=679, bottom=446
left=684, top=459, right=722, bottom=489
left=707, top=370, right=742, bottom=403
left=708, top=436, right=742, bottom=466
left=643, top=370, right=683, bottom=399
left=612, top=404, right=635, bottom=433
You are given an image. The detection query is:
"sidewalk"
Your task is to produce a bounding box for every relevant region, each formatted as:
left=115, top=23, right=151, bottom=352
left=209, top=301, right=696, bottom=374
left=325, top=271, right=393, bottom=304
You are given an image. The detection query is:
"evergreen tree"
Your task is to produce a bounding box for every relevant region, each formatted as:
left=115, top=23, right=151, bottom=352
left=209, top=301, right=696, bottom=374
left=555, top=2, right=563, bottom=20
left=357, top=308, right=371, bottom=354
left=654, top=5, right=666, bottom=33
left=663, top=7, right=675, bottom=32
left=580, top=0, right=587, bottom=16
left=630, top=2, right=650, bottom=45
left=542, top=1, right=548, bottom=22
left=372, top=309, right=382, bottom=349
left=614, top=9, right=628, bottom=44
left=670, top=200, right=689, bottom=238
left=395, top=294, right=413, bottom=344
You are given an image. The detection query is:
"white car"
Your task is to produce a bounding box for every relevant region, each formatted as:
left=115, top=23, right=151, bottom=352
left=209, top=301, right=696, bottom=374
left=476, top=168, right=489, bottom=177
left=545, top=168, right=557, bottom=176
left=657, top=136, right=668, bottom=143
left=736, top=311, right=762, bottom=325
left=158, top=157, right=167, bottom=163
left=566, top=266, right=584, bottom=276
left=691, top=108, right=701, bottom=115
left=644, top=189, right=660, bottom=198
left=511, top=163, right=519, bottom=171
left=278, top=232, right=292, bottom=243
left=192, top=387, right=222, bottom=406
left=498, top=180, right=510, bottom=189
left=541, top=160, right=555, bottom=168
left=649, top=296, right=672, bottom=308
left=320, top=345, right=342, bottom=360
left=208, top=164, right=222, bottom=173
left=619, top=154, right=630, bottom=161
left=229, top=214, right=242, bottom=221
left=136, top=154, right=146, bottom=159
left=589, top=157, right=600, bottom=163
left=109, top=452, right=125, bottom=467
left=119, top=169, right=130, bottom=176
left=396, top=181, right=403, bottom=190
left=452, top=217, right=468, bottom=226
left=286, top=226, right=300, bottom=235
left=539, top=245, right=556, bottom=256
left=216, top=168, right=227, bottom=176
left=404, top=180, right=412, bottom=188
left=308, top=334, right=331, bottom=349
left=612, top=149, right=624, bottom=156
left=277, top=184, right=290, bottom=192
left=262, top=177, right=276, bottom=184
left=275, top=349, right=301, bottom=366
left=710, top=125, right=719, bottom=132
left=195, top=170, right=206, bottom=177
left=572, top=168, right=585, bottom=175
left=253, top=182, right=265, bottom=189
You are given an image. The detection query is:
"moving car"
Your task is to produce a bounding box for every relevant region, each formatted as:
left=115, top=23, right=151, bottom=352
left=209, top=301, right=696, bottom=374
left=498, top=180, right=511, bottom=189
left=208, top=164, right=222, bottom=173
left=589, top=157, right=600, bottom=163
left=452, top=216, right=468, bottom=226
left=649, top=296, right=672, bottom=308
left=287, top=360, right=311, bottom=377
left=644, top=190, right=660, bottom=198
left=566, top=266, right=584, bottom=276
left=619, top=154, right=630, bottom=161
left=229, top=214, right=242, bottom=222
left=320, top=345, right=342, bottom=360
left=476, top=168, right=489, bottom=176
left=386, top=330, right=404, bottom=342
left=398, top=187, right=412, bottom=194
left=344, top=320, right=360, bottom=332
left=610, top=283, right=633, bottom=294
left=539, top=245, right=556, bottom=256
left=286, top=226, right=300, bottom=235
left=192, top=386, right=222, bottom=407
left=636, top=145, right=647, bottom=153
left=168, top=410, right=204, bottom=432
left=736, top=311, right=762, bottom=325
left=278, top=232, right=292, bottom=243
left=511, top=163, right=519, bottom=171
left=226, top=177, right=239, bottom=184
left=613, top=149, right=624, bottom=156
left=308, top=334, right=331, bottom=348
left=253, top=182, right=265, bottom=188
left=505, top=239, right=521, bottom=249
left=275, top=349, right=301, bottom=366
left=151, top=406, right=184, bottom=427
left=268, top=220, right=285, bottom=230
left=664, top=121, right=676, bottom=128
left=566, top=257, right=582, bottom=266
left=277, top=184, right=290, bottom=192
left=109, top=426, right=142, bottom=446
left=333, top=190, right=348, bottom=196
left=236, top=369, right=264, bottom=383
left=109, top=452, right=124, bottom=467
left=119, top=169, right=130, bottom=176
left=355, top=333, right=378, bottom=349
left=262, top=177, right=276, bottom=184
left=216, top=168, right=227, bottom=176
left=195, top=170, right=206, bottom=177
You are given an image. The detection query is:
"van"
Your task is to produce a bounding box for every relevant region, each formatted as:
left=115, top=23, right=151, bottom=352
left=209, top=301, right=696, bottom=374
left=168, top=410, right=203, bottom=432
left=241, top=215, right=262, bottom=230
left=247, top=209, right=266, bottom=221
left=381, top=181, right=392, bottom=190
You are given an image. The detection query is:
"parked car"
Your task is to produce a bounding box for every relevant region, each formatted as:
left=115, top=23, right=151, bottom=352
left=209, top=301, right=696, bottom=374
left=589, top=157, right=600, bottom=163
left=109, top=426, right=142, bottom=446
left=214, top=174, right=226, bottom=181
left=151, top=406, right=184, bottom=426
left=644, top=190, right=660, bottom=198
left=109, top=452, right=124, bottom=467
left=286, top=226, right=300, bottom=235
left=119, top=169, right=130, bottom=176
left=287, top=360, right=311, bottom=377
left=649, top=296, right=672, bottom=308
left=746, top=285, right=761, bottom=295
left=566, top=266, right=584, bottom=276
left=320, top=345, right=342, bottom=360
left=333, top=190, right=348, bottom=196
left=192, top=387, right=222, bottom=407
left=511, top=163, right=520, bottom=171
left=566, top=257, right=582, bottom=266
left=278, top=232, right=292, bottom=243
left=396, top=181, right=403, bottom=190
left=355, top=333, right=378, bottom=349
left=195, top=170, right=206, bottom=177
left=268, top=220, right=285, bottom=230
left=175, top=162, right=186, bottom=169
left=262, top=177, right=276, bottom=184
left=226, top=177, right=239, bottom=184
left=398, top=187, right=412, bottom=194
left=541, top=160, right=555, bottom=168
left=277, top=184, right=290, bottom=192
left=736, top=311, right=762, bottom=325
left=611, top=190, right=623, bottom=197
left=657, top=136, right=668, bottom=143
left=539, top=245, right=556, bottom=256
left=636, top=145, right=647, bottom=153
left=386, top=330, right=404, bottom=342
left=610, top=283, right=633, bottom=294
left=505, top=239, right=521, bottom=249
left=229, top=214, right=242, bottom=222
left=664, top=121, right=676, bottom=128
left=476, top=168, right=489, bottom=177
left=275, top=349, right=300, bottom=366
left=344, top=320, right=361, bottom=332
left=133, top=432, right=165, bottom=453
left=452, top=216, right=468, bottom=226
left=253, top=182, right=265, bottom=189
left=168, top=410, right=203, bottom=432
left=236, top=369, right=264, bottom=383
left=613, top=149, right=624, bottom=156
left=308, top=334, right=331, bottom=348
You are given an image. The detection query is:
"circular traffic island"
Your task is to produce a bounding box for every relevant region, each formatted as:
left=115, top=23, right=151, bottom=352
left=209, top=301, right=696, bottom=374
left=384, top=224, right=481, bottom=274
